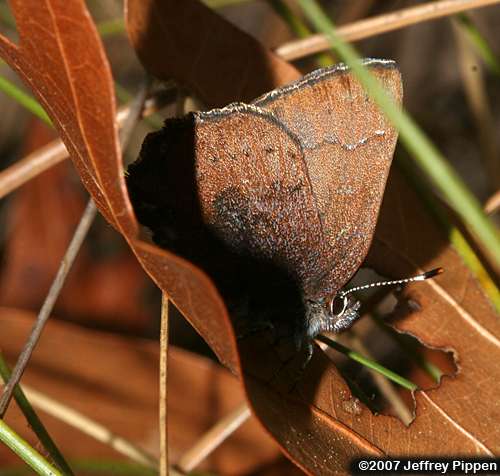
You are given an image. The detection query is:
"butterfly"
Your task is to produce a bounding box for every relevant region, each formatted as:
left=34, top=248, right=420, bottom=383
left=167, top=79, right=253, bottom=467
left=127, top=59, right=404, bottom=361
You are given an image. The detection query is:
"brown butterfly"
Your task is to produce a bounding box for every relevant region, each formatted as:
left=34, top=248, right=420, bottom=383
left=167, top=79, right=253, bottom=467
left=127, top=60, right=406, bottom=357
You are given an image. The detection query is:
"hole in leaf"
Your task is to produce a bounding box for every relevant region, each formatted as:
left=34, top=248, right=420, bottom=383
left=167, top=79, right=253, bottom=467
left=320, top=268, right=457, bottom=426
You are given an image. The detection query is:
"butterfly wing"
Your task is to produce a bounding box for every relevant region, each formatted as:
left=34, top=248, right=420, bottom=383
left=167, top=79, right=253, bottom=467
left=253, top=60, right=403, bottom=300
left=194, top=106, right=328, bottom=299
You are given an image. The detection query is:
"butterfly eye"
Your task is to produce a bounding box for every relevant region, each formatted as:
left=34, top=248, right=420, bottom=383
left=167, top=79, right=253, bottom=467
left=330, top=294, right=349, bottom=318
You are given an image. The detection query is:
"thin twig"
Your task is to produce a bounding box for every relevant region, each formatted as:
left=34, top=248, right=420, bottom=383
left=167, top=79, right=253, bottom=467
left=159, top=294, right=169, bottom=476
left=0, top=199, right=97, bottom=417
left=269, top=0, right=334, bottom=68
left=175, top=403, right=251, bottom=473
left=0, top=87, right=174, bottom=200
left=276, top=0, right=500, bottom=61
left=119, top=76, right=153, bottom=144
left=21, top=384, right=158, bottom=470
left=117, top=85, right=174, bottom=127
left=0, top=78, right=152, bottom=417
left=300, top=0, right=500, bottom=265
left=2, top=3, right=498, bottom=199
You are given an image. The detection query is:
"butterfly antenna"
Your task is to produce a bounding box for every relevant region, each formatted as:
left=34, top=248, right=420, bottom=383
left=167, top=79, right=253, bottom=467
left=339, top=267, right=443, bottom=298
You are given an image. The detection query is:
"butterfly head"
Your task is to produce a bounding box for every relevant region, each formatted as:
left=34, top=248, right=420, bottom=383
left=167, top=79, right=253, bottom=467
left=304, top=267, right=443, bottom=340
left=305, top=293, right=361, bottom=339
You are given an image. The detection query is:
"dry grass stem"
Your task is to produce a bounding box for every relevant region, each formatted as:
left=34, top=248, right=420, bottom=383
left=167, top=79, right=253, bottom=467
left=22, top=384, right=159, bottom=469
left=175, top=403, right=251, bottom=473
left=159, top=295, right=169, bottom=476
left=276, top=0, right=500, bottom=61
left=484, top=189, right=500, bottom=214
left=0, top=139, right=67, bottom=199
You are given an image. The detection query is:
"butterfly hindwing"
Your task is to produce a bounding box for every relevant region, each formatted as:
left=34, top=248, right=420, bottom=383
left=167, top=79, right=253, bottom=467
left=253, top=60, right=403, bottom=299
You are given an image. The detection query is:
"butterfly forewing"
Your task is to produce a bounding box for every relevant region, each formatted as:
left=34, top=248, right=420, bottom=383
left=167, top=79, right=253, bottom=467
left=194, top=107, right=328, bottom=297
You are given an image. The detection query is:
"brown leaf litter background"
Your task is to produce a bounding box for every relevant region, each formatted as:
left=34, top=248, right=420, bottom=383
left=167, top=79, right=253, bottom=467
left=0, top=0, right=499, bottom=474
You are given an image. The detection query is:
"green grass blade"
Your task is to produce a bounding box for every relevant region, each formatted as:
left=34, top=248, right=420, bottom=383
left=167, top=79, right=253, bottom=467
left=0, top=420, right=62, bottom=476
left=317, top=335, right=418, bottom=391
left=297, top=0, right=500, bottom=269
left=0, top=75, right=52, bottom=125
left=0, top=3, right=15, bottom=28
left=0, top=460, right=213, bottom=476
left=0, top=354, right=74, bottom=475
left=0, top=17, right=156, bottom=130
left=270, top=0, right=311, bottom=37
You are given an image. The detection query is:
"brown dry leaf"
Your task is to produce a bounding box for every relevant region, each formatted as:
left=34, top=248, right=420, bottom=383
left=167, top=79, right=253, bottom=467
left=0, top=308, right=281, bottom=474
left=367, top=170, right=500, bottom=451
left=125, top=0, right=299, bottom=107
left=0, top=1, right=124, bottom=232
